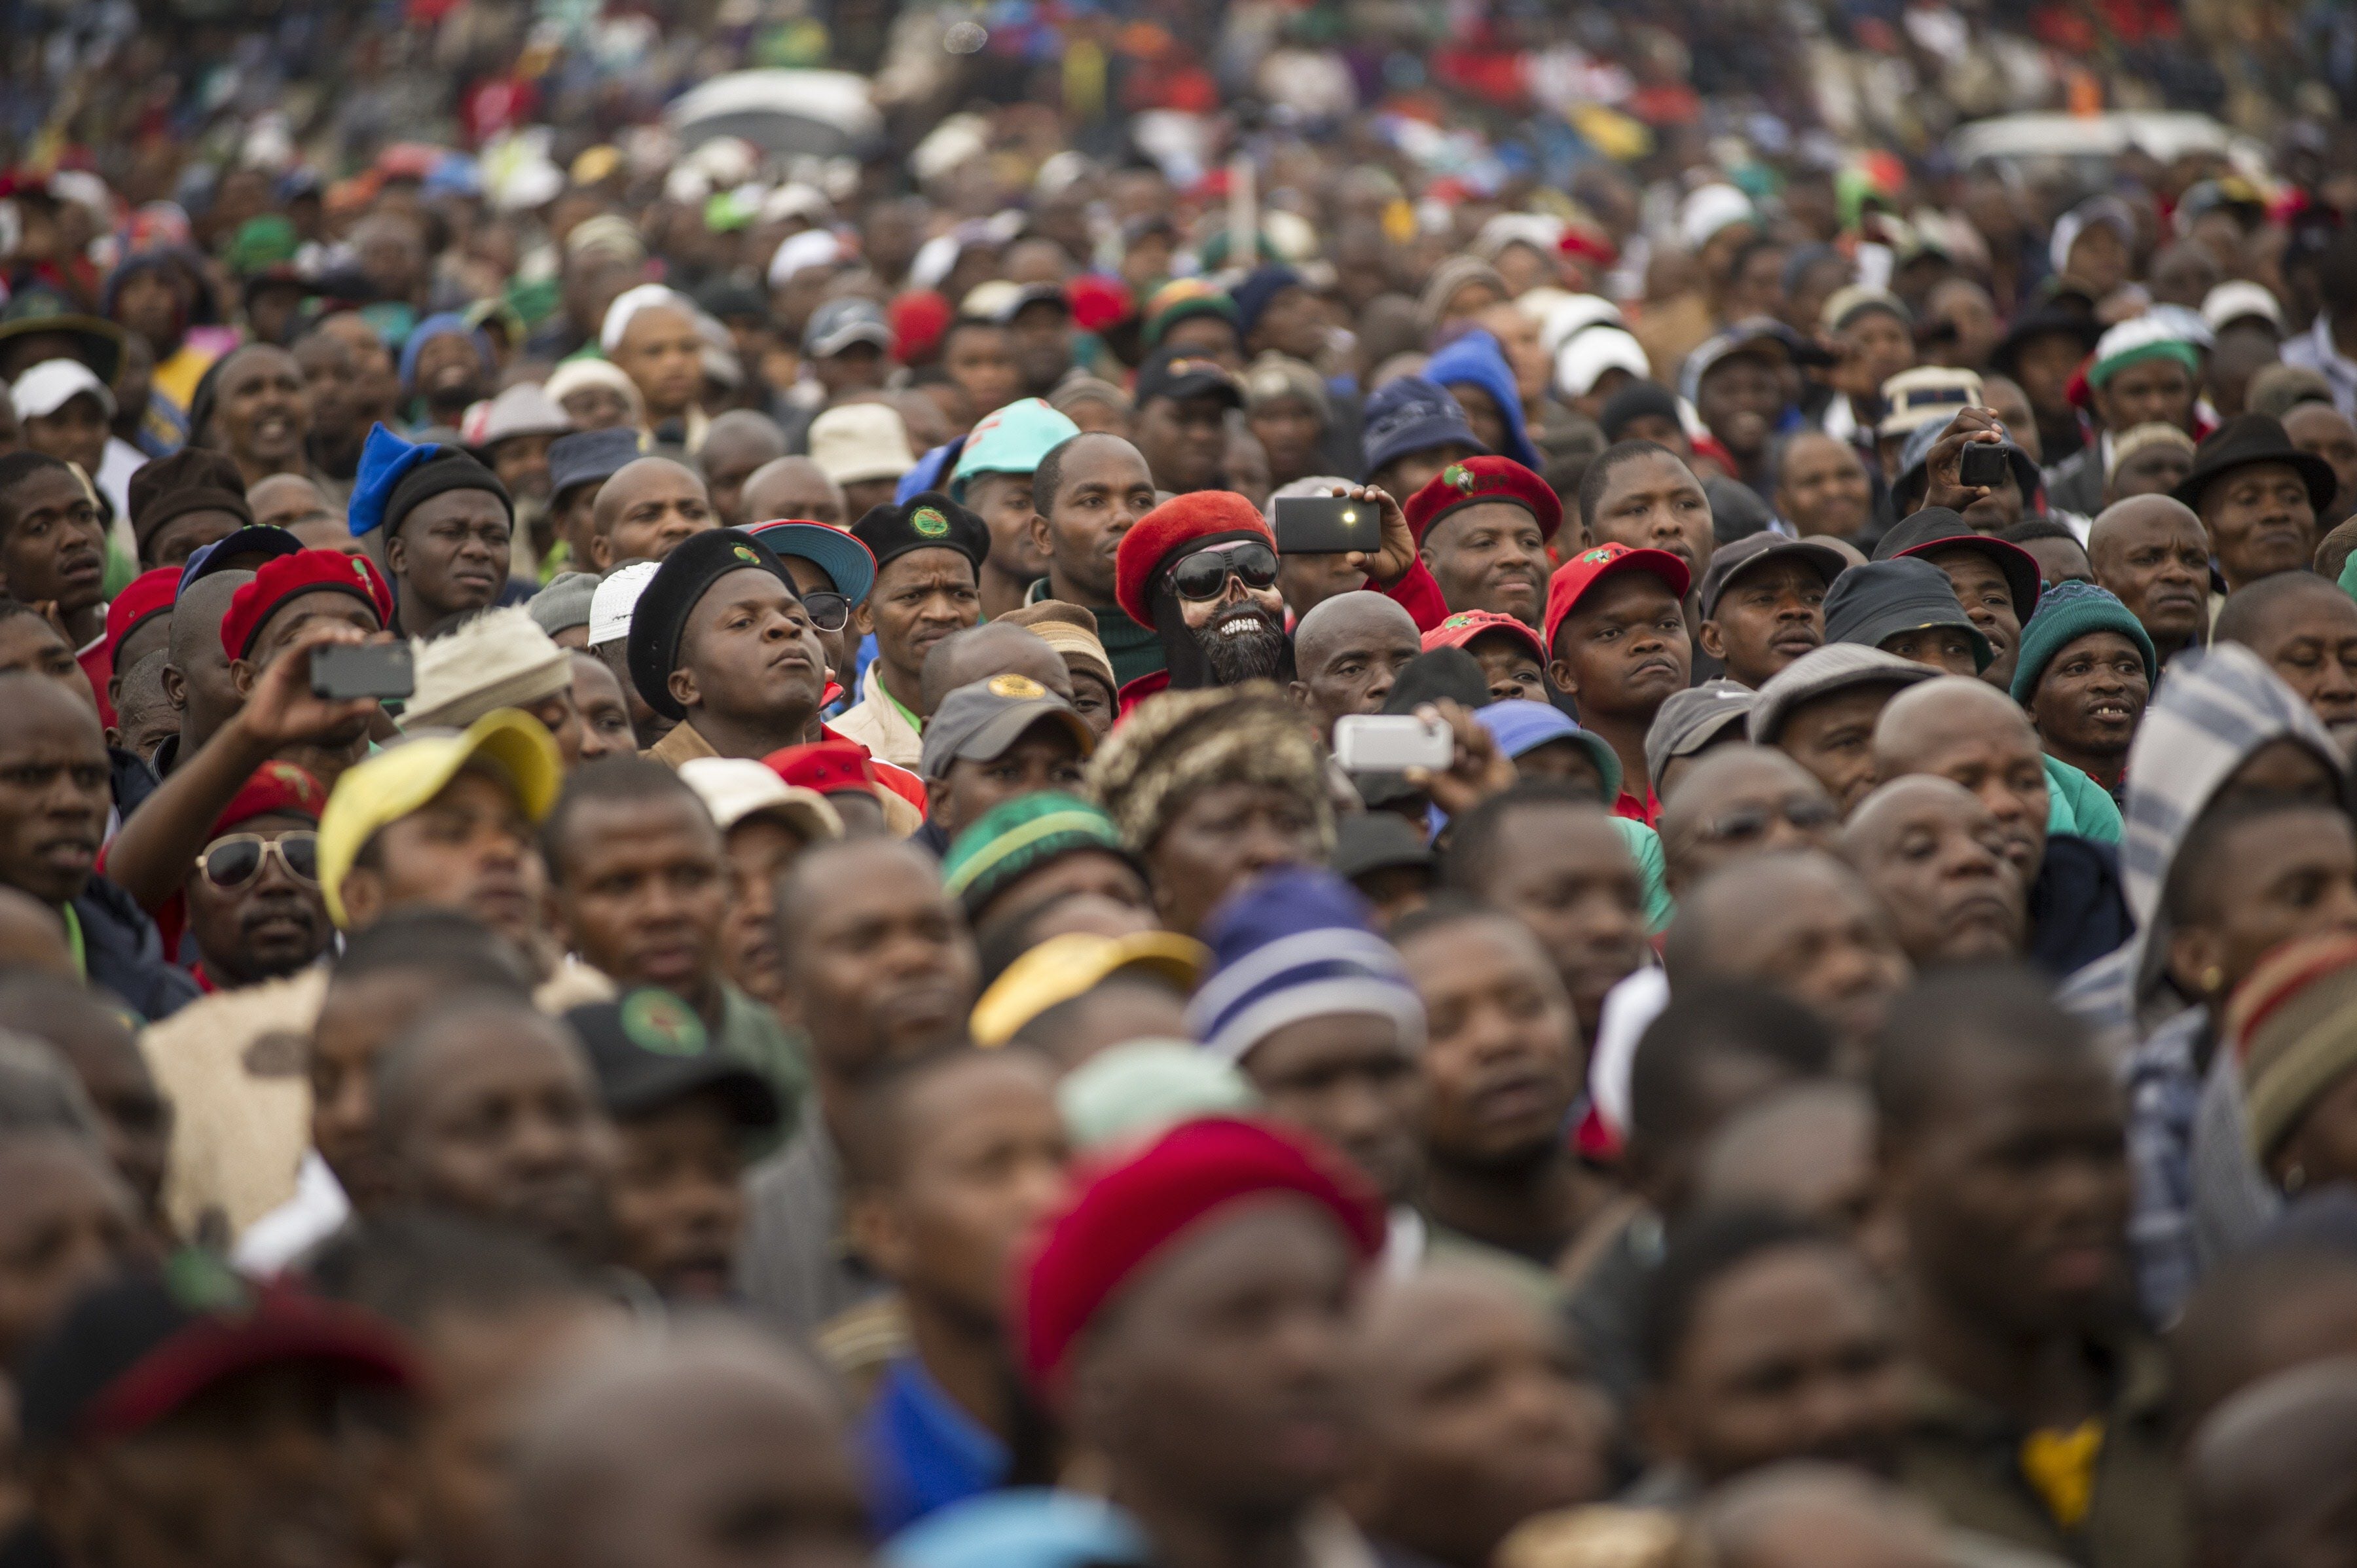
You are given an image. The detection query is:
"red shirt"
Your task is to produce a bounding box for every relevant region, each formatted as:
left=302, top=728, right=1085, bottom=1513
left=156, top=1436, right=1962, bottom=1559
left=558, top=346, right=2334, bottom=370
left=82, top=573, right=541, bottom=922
left=1613, top=788, right=1661, bottom=829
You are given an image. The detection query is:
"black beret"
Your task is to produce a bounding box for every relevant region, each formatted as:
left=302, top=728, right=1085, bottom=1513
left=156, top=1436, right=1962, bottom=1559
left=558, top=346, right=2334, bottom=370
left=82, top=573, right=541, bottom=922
left=626, top=528, right=801, bottom=721
left=849, top=490, right=989, bottom=575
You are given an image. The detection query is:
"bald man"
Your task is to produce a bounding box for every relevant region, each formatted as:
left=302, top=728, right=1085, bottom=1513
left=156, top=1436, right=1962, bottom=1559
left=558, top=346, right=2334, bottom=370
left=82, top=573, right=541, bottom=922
left=510, top=1326, right=865, bottom=1568
left=587, top=457, right=716, bottom=571
left=740, top=455, right=847, bottom=530
left=0, top=885, right=77, bottom=978
left=2187, top=1360, right=2357, bottom=1568
left=1339, top=1267, right=1611, bottom=1568
left=1840, top=775, right=2025, bottom=966
left=246, top=473, right=349, bottom=551
left=2087, top=495, right=2212, bottom=665
left=699, top=411, right=788, bottom=530
left=1774, top=432, right=1874, bottom=541
left=1871, top=676, right=2130, bottom=975
left=157, top=569, right=256, bottom=774
left=916, top=622, right=1074, bottom=717
left=1662, top=852, right=1910, bottom=1057
left=1658, top=746, right=1840, bottom=898
left=1288, top=592, right=1423, bottom=740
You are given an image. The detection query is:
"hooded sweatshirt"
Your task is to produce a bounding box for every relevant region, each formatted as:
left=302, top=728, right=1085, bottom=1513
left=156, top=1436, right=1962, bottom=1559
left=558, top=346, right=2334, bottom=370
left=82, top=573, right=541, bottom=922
left=1422, top=329, right=1544, bottom=474
left=2056, top=644, right=2348, bottom=1322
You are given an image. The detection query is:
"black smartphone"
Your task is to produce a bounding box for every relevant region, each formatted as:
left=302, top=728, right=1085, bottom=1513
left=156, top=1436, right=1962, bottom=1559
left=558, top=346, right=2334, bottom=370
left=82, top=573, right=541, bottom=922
left=1958, top=442, right=2009, bottom=488
left=1271, top=494, right=1377, bottom=555
left=310, top=643, right=414, bottom=702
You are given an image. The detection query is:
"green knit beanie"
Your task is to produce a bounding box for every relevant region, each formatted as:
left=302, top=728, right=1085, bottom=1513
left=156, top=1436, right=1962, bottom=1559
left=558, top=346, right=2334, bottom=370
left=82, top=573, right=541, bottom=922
left=2009, top=581, right=2159, bottom=705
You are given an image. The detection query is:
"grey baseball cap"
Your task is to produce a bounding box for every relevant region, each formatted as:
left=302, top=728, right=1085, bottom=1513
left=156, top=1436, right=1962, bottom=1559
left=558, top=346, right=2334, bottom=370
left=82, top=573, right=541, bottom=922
left=1644, top=680, right=1759, bottom=786
left=919, top=674, right=1095, bottom=781
left=1746, top=644, right=1938, bottom=746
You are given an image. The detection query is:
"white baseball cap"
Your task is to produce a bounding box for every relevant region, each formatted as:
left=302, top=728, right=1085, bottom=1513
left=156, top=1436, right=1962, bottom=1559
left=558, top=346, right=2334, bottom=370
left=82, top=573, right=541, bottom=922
left=676, top=757, right=843, bottom=841
left=587, top=559, right=661, bottom=650
left=2201, top=280, right=2284, bottom=336
left=11, top=358, right=116, bottom=422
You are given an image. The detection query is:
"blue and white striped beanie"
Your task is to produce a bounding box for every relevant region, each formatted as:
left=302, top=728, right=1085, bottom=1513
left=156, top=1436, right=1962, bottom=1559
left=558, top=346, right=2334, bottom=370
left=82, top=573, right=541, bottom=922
left=1185, top=866, right=1425, bottom=1067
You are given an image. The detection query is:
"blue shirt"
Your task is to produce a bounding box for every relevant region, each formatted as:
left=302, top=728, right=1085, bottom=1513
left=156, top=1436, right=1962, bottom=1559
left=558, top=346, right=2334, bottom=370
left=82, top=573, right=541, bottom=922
left=860, top=1357, right=1010, bottom=1535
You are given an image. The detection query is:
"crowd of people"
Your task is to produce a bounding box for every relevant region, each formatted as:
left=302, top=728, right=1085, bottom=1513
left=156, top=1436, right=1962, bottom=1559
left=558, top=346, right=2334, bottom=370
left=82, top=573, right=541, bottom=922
left=9, top=1, right=2357, bottom=1567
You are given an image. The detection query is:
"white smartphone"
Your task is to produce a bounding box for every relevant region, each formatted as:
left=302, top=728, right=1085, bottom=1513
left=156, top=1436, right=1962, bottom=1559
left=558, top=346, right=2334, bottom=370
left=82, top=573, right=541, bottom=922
left=1332, top=714, right=1453, bottom=773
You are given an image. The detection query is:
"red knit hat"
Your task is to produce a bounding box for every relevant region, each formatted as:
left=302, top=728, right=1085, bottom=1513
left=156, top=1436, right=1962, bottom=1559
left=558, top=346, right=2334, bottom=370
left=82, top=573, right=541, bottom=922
left=105, top=568, right=181, bottom=657
left=1066, top=274, right=1135, bottom=335
left=1422, top=608, right=1548, bottom=666
left=764, top=740, right=883, bottom=797
left=1011, top=1116, right=1383, bottom=1400
left=1541, top=543, right=1690, bottom=659
left=1403, top=456, right=1562, bottom=545
left=219, top=550, right=393, bottom=661
left=210, top=761, right=327, bottom=838
left=1112, top=492, right=1274, bottom=630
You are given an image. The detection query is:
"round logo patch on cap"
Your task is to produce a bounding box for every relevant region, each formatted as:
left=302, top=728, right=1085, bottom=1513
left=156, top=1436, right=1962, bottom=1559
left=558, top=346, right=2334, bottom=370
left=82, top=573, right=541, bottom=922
left=1580, top=547, right=1617, bottom=564
left=1444, top=463, right=1476, bottom=492
left=732, top=545, right=760, bottom=564
left=987, top=672, right=1048, bottom=700
left=621, top=989, right=708, bottom=1057
left=911, top=506, right=950, bottom=538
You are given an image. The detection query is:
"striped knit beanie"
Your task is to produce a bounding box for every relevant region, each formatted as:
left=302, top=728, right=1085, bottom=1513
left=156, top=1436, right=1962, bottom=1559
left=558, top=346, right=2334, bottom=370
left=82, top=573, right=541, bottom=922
left=2227, top=932, right=2357, bottom=1163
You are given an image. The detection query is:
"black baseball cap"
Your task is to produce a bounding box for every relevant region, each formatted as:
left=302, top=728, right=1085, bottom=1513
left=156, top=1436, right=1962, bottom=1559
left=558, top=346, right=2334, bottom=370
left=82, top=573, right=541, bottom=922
left=1696, top=533, right=1850, bottom=618
left=566, top=989, right=781, bottom=1130
left=1134, top=343, right=1243, bottom=409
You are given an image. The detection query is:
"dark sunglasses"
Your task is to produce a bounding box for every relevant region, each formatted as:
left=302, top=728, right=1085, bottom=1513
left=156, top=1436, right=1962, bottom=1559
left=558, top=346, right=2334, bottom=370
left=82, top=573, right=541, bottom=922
left=200, top=831, right=321, bottom=890
left=799, top=591, right=851, bottom=632
left=1167, top=541, right=1279, bottom=602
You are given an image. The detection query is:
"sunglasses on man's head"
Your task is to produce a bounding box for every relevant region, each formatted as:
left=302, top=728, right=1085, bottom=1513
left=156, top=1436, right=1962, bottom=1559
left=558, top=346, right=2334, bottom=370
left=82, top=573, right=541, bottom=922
left=798, top=591, right=851, bottom=632
left=200, top=832, right=320, bottom=891
left=1167, top=541, right=1280, bottom=602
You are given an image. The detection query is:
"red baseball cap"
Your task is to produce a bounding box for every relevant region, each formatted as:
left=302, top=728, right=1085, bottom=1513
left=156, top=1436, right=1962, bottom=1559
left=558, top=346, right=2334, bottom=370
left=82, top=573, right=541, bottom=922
left=1403, top=455, right=1562, bottom=545
left=1422, top=609, right=1548, bottom=666
left=1112, top=491, right=1273, bottom=630
left=219, top=550, right=393, bottom=662
left=1542, top=543, right=1691, bottom=658
left=105, top=567, right=181, bottom=657
left=765, top=740, right=883, bottom=797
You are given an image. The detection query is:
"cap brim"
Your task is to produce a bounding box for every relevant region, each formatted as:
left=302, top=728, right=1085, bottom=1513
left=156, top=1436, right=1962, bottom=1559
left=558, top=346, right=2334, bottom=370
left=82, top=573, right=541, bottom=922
left=1364, top=416, right=1489, bottom=480
left=810, top=325, right=892, bottom=357
left=1704, top=539, right=1850, bottom=615
left=1857, top=615, right=1992, bottom=672
left=180, top=526, right=306, bottom=595
left=606, top=1057, right=780, bottom=1130
left=2174, top=450, right=2342, bottom=519
left=1159, top=374, right=1244, bottom=408
left=0, top=314, right=126, bottom=382
left=745, top=520, right=877, bottom=607
left=79, top=1305, right=416, bottom=1446
left=953, top=703, right=1097, bottom=767
left=1105, top=930, right=1209, bottom=993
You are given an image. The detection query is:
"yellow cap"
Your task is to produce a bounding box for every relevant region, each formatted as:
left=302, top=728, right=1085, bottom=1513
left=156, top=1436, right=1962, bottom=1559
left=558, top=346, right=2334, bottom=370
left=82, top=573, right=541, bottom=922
left=969, top=930, right=1207, bottom=1048
left=318, top=709, right=564, bottom=928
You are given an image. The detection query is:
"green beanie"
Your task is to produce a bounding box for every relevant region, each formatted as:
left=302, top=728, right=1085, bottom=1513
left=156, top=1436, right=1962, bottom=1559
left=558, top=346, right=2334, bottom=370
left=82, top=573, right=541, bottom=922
left=941, top=791, right=1139, bottom=919
left=2009, top=581, right=2159, bottom=705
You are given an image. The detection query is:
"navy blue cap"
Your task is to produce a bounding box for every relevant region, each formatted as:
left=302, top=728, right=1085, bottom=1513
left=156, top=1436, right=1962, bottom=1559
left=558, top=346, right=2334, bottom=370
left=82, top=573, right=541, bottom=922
left=177, top=524, right=305, bottom=596
left=547, top=427, right=644, bottom=502
left=1360, top=374, right=1488, bottom=480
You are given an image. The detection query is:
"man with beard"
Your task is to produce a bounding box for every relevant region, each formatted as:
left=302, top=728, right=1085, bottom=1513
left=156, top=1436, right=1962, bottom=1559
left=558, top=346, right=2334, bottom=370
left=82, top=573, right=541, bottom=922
left=1110, top=486, right=1425, bottom=708
left=834, top=493, right=988, bottom=769
left=180, top=762, right=334, bottom=993
left=1403, top=454, right=1554, bottom=625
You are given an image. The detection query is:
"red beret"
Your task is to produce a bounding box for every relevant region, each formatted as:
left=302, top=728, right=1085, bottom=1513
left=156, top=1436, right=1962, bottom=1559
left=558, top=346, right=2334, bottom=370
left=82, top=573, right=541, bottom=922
left=105, top=568, right=181, bottom=657
left=1012, top=1116, right=1383, bottom=1400
left=1541, top=542, right=1690, bottom=660
left=210, top=761, right=327, bottom=839
left=1112, top=492, right=1274, bottom=630
left=764, top=740, right=881, bottom=797
left=220, top=550, right=393, bottom=661
left=1404, top=456, right=1562, bottom=546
